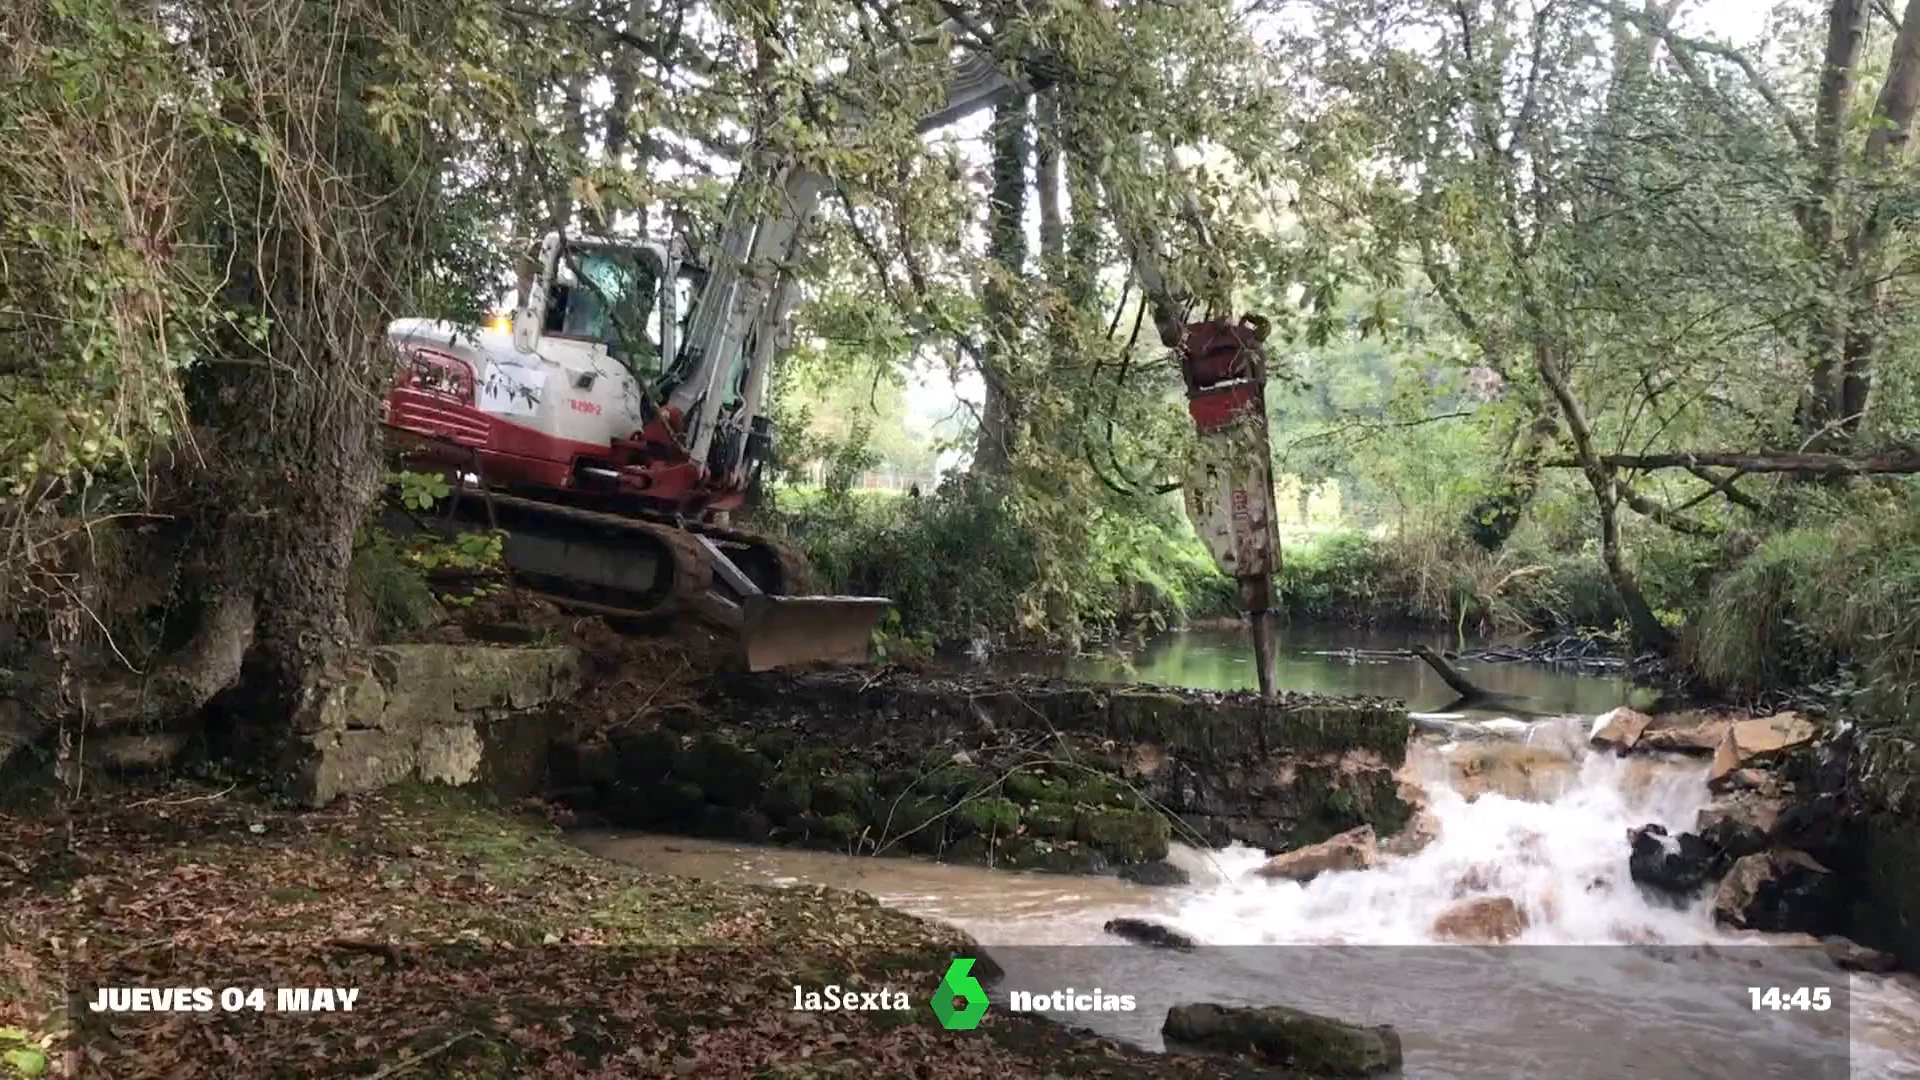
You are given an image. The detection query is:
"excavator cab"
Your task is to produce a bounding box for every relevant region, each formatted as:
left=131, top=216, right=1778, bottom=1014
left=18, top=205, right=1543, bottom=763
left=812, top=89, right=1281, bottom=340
left=521, top=238, right=676, bottom=383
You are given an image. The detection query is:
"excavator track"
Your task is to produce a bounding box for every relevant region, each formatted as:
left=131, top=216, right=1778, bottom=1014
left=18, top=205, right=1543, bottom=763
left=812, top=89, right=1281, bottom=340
left=388, top=482, right=887, bottom=670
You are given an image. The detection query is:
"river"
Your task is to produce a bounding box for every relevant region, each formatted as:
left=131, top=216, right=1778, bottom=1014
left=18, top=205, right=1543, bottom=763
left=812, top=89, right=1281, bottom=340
left=574, top=627, right=1920, bottom=1078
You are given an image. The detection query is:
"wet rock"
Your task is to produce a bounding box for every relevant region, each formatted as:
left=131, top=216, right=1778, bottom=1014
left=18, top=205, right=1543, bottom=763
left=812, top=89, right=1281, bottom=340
left=1410, top=713, right=1468, bottom=737
left=1822, top=936, right=1897, bottom=973
left=1118, top=860, right=1191, bottom=886
left=1074, top=807, right=1171, bottom=864
left=1380, top=811, right=1440, bottom=858
left=1162, top=1002, right=1403, bottom=1076
left=1694, top=790, right=1789, bottom=859
left=1431, top=896, right=1528, bottom=943
left=1446, top=743, right=1575, bottom=802
left=1628, top=824, right=1725, bottom=901
left=1589, top=707, right=1653, bottom=752
left=1723, top=767, right=1786, bottom=795
left=1713, top=850, right=1843, bottom=935
left=1252, top=825, right=1377, bottom=883
left=996, top=836, right=1110, bottom=874
left=1707, top=713, right=1820, bottom=789
left=1636, top=716, right=1731, bottom=755
left=1103, top=917, right=1197, bottom=950
left=89, top=732, right=189, bottom=771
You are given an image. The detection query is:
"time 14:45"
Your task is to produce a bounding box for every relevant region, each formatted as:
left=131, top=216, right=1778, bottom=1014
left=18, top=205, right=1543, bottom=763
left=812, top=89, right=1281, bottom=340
left=1749, top=987, right=1833, bottom=1011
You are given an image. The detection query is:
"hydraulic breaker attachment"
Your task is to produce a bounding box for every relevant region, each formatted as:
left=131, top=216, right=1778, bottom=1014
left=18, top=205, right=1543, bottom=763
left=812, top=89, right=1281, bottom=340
left=1178, top=315, right=1283, bottom=699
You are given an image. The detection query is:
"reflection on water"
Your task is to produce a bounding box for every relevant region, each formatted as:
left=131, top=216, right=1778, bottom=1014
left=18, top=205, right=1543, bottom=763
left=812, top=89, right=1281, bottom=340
left=993, top=626, right=1654, bottom=718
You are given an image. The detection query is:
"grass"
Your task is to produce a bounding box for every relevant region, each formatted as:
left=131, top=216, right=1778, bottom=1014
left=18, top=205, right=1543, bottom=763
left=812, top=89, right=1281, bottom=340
left=1691, top=499, right=1920, bottom=719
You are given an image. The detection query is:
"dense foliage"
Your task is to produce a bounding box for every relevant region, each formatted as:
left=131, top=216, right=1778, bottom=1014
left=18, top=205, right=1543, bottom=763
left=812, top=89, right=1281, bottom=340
left=7, top=0, right=1920, bottom=744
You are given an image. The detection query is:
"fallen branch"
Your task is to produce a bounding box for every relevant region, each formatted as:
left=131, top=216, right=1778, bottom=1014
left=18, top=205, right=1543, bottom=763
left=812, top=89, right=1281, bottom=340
left=126, top=783, right=236, bottom=809
left=366, top=1029, right=479, bottom=1080
left=1410, top=644, right=1493, bottom=704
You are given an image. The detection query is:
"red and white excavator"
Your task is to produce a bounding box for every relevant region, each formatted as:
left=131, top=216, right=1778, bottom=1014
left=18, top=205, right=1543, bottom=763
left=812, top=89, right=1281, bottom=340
left=380, top=31, right=1285, bottom=688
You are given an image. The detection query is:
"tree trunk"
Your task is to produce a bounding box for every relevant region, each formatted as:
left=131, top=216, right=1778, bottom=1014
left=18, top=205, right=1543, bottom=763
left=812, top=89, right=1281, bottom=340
left=1799, top=0, right=1869, bottom=447
left=973, top=93, right=1031, bottom=477
left=1464, top=405, right=1558, bottom=550
left=1529, top=339, right=1673, bottom=653
left=169, top=0, right=435, bottom=782
left=1834, top=0, right=1920, bottom=438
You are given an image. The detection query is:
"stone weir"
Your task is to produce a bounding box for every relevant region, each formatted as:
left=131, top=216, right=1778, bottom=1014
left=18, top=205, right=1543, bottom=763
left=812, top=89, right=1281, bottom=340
left=555, top=669, right=1416, bottom=880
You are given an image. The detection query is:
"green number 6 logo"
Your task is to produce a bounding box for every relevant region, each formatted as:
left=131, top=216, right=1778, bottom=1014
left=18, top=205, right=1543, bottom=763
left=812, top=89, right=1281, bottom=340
left=930, top=958, right=990, bottom=1031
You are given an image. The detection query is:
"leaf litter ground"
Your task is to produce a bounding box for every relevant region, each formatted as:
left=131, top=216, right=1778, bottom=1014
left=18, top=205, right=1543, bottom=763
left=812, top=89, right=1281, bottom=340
left=1, top=781, right=1299, bottom=1078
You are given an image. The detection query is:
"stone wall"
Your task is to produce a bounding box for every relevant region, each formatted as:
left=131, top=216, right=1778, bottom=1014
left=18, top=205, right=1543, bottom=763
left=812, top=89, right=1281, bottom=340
left=287, top=643, right=581, bottom=806
left=555, top=669, right=1414, bottom=877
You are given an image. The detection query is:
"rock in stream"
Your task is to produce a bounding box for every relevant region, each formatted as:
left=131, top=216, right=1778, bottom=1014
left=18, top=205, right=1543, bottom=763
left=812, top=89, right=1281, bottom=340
left=1162, top=1002, right=1403, bottom=1076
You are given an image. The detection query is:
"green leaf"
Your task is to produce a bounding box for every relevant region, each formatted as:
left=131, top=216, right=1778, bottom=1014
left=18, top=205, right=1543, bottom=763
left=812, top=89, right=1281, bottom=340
left=3, top=1047, right=47, bottom=1077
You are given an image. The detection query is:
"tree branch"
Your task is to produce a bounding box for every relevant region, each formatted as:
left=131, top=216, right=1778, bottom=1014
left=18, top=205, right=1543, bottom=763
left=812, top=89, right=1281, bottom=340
left=1611, top=477, right=1717, bottom=535
left=1682, top=464, right=1766, bottom=513
left=1608, top=1, right=1812, bottom=153
left=1550, top=448, right=1920, bottom=473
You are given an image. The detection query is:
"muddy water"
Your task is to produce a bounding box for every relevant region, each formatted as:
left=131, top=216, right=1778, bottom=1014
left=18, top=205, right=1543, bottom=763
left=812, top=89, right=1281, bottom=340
left=574, top=632, right=1920, bottom=1078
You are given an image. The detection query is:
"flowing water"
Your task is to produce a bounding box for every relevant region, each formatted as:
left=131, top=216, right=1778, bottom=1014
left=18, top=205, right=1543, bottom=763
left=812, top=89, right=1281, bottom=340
left=575, top=629, right=1920, bottom=1078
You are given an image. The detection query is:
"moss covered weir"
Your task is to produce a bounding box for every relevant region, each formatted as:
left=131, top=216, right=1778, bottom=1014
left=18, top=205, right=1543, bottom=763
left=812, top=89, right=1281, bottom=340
left=550, top=669, right=1417, bottom=877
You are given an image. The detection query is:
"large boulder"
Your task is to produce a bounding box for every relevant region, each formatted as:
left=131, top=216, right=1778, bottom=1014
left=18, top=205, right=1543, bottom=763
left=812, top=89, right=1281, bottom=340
left=1162, top=1002, right=1402, bottom=1076
left=1589, top=707, right=1653, bottom=752
left=1694, top=790, right=1789, bottom=859
left=1635, top=715, right=1731, bottom=754
left=88, top=732, right=189, bottom=772
left=1628, top=824, right=1725, bottom=901
left=1713, top=850, right=1844, bottom=935
left=1431, top=896, right=1528, bottom=943
left=1822, top=936, right=1898, bottom=973
left=292, top=644, right=582, bottom=806
left=1707, top=713, right=1819, bottom=789
left=1253, top=825, right=1378, bottom=883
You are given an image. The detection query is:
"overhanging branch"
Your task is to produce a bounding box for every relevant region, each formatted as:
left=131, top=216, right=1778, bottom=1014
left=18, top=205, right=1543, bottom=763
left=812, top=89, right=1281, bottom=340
left=1549, top=448, right=1920, bottom=474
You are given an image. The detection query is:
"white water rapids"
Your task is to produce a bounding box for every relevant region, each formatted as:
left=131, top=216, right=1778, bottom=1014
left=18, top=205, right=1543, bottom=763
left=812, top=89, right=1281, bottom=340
left=1177, top=716, right=1725, bottom=947
left=577, top=714, right=1920, bottom=1078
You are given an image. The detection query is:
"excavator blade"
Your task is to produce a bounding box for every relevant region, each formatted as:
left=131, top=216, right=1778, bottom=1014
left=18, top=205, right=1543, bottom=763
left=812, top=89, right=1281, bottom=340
left=738, top=594, right=893, bottom=672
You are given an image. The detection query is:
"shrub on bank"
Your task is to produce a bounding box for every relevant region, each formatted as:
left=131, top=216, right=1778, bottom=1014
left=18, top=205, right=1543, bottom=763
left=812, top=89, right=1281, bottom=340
left=1691, top=497, right=1920, bottom=720
left=755, top=481, right=1235, bottom=649
left=1274, top=529, right=1623, bottom=634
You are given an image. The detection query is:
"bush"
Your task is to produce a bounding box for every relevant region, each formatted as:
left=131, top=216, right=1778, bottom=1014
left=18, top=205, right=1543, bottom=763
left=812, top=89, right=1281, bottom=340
left=755, top=478, right=1235, bottom=648
left=346, top=529, right=443, bottom=639
left=1691, top=496, right=1920, bottom=719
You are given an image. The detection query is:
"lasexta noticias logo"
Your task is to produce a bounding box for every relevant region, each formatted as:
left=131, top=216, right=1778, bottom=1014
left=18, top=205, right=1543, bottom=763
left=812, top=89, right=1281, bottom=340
left=930, top=958, right=989, bottom=1031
